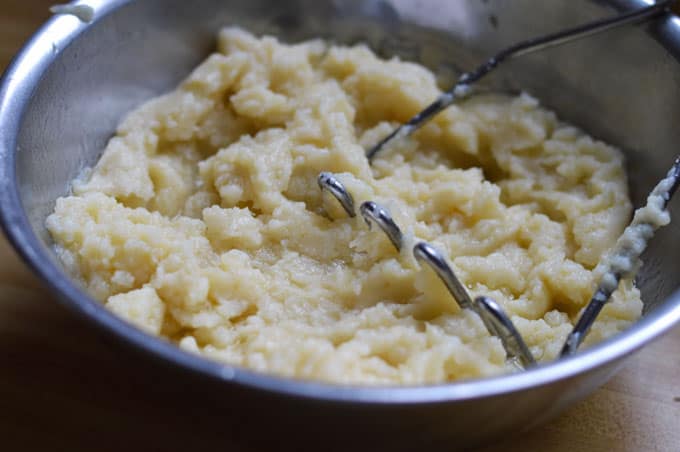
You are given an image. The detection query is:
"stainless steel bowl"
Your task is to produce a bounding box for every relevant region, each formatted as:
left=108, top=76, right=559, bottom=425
left=2, top=0, right=680, bottom=449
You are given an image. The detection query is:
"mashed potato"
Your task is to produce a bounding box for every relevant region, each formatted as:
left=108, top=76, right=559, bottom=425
left=46, top=28, right=641, bottom=384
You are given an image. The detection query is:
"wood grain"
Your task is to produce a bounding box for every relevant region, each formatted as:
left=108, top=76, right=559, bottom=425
left=1, top=2, right=679, bottom=451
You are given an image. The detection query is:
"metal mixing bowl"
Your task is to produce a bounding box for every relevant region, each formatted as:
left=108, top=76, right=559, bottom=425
left=1, top=0, right=680, bottom=449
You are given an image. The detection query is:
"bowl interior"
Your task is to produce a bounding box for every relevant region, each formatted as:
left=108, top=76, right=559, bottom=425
left=10, top=0, right=680, bottom=365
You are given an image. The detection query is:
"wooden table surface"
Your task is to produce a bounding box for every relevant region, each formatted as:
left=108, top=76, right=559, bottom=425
left=2, top=1, right=680, bottom=451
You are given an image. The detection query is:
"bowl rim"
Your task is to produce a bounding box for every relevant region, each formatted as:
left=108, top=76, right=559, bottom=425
left=1, top=0, right=680, bottom=404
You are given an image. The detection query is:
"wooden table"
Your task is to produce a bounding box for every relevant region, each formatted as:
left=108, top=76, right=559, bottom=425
left=2, top=1, right=679, bottom=450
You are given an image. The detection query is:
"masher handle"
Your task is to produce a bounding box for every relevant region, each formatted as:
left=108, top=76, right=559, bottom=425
left=366, top=0, right=676, bottom=162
